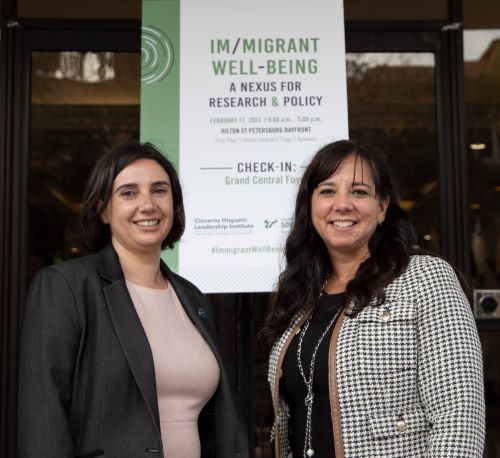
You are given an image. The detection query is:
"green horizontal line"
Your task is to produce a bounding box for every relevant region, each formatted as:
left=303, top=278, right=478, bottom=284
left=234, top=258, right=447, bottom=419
left=200, top=167, right=233, bottom=170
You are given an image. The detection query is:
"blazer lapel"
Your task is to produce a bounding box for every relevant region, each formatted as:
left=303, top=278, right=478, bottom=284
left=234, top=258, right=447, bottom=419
left=97, top=245, right=161, bottom=435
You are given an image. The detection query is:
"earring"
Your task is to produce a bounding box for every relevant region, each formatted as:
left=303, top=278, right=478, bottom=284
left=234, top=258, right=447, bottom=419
left=378, top=218, right=384, bottom=226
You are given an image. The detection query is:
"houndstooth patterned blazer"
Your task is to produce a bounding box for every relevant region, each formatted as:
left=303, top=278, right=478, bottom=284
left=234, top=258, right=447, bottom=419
left=268, top=255, right=485, bottom=457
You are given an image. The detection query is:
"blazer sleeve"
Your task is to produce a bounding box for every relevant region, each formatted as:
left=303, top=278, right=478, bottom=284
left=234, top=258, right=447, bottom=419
left=18, top=267, right=81, bottom=458
left=416, top=257, right=485, bottom=457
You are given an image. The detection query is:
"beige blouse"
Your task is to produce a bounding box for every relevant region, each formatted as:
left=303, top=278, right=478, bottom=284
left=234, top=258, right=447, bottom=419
left=126, top=280, right=220, bottom=458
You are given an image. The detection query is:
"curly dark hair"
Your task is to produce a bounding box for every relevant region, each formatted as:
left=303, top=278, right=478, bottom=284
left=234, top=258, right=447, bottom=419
left=261, top=140, right=417, bottom=349
left=79, top=141, right=185, bottom=252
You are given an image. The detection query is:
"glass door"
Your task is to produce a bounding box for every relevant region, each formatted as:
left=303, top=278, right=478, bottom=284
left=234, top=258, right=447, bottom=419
left=464, top=28, right=500, bottom=457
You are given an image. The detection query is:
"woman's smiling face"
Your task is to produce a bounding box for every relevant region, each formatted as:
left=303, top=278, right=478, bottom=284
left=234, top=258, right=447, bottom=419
left=311, top=153, right=389, bottom=261
left=101, top=158, right=174, bottom=255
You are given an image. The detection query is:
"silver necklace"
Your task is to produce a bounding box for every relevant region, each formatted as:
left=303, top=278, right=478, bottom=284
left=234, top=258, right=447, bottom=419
left=296, top=290, right=340, bottom=458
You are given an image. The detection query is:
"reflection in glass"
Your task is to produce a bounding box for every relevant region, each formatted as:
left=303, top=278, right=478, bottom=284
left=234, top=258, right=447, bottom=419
left=35, top=52, right=116, bottom=83
left=346, top=52, right=438, bottom=252
left=28, top=52, right=140, bottom=282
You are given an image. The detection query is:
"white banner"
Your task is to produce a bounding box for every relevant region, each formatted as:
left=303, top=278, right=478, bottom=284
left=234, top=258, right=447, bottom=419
left=178, top=0, right=348, bottom=292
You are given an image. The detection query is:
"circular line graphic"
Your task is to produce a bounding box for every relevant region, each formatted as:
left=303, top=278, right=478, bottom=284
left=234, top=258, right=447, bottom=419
left=141, top=26, right=174, bottom=84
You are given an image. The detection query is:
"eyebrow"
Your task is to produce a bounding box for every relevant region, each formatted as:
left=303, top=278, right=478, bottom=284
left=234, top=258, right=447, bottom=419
left=317, top=180, right=372, bottom=188
left=114, top=180, right=171, bottom=193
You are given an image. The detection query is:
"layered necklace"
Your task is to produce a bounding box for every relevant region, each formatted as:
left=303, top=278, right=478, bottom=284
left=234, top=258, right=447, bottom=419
left=296, top=284, right=342, bottom=458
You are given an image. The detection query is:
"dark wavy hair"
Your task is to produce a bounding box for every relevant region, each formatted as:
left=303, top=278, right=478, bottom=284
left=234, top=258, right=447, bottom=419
left=79, top=141, right=185, bottom=252
left=261, top=140, right=418, bottom=349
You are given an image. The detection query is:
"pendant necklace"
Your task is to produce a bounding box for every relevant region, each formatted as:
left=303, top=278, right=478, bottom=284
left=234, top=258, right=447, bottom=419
left=296, top=285, right=341, bottom=458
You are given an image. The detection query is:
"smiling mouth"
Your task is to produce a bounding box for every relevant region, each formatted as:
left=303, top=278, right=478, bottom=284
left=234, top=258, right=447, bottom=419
left=134, top=219, right=160, bottom=227
left=331, top=220, right=355, bottom=228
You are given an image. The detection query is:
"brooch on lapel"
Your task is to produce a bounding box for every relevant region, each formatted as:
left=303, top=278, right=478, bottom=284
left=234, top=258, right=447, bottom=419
left=198, top=307, right=207, bottom=319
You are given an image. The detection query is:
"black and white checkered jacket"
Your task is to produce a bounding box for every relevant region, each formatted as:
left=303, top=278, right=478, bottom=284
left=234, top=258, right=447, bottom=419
left=268, top=255, right=485, bottom=457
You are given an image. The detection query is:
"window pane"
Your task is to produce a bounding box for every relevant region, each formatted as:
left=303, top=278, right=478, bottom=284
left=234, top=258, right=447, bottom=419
left=346, top=52, right=439, bottom=252
left=28, top=51, right=140, bottom=280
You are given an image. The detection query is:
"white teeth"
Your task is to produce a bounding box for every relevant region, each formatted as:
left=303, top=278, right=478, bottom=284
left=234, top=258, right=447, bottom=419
left=332, top=220, right=354, bottom=228
left=135, top=220, right=159, bottom=226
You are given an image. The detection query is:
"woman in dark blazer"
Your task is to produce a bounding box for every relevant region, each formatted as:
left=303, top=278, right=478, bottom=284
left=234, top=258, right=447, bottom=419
left=18, top=142, right=248, bottom=458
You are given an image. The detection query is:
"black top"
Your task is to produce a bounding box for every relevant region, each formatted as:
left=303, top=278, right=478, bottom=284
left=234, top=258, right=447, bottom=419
left=281, top=292, right=346, bottom=458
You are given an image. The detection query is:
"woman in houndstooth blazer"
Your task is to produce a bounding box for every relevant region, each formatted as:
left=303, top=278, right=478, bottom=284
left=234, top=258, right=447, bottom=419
left=262, top=140, right=485, bottom=457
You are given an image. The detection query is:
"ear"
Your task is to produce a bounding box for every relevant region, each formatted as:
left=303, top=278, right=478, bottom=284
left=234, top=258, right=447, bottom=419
left=379, top=196, right=389, bottom=221
left=100, top=212, right=109, bottom=225
left=99, top=200, right=109, bottom=224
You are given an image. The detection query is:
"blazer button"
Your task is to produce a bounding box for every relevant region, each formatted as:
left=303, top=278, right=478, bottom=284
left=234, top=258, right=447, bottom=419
left=396, top=419, right=407, bottom=432
left=379, top=310, right=391, bottom=322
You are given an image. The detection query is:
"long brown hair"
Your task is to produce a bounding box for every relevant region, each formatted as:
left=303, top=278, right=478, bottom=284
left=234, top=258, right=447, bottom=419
left=261, top=140, right=417, bottom=350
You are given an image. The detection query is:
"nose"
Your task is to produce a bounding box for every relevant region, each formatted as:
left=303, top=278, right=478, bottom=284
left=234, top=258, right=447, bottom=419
left=139, top=194, right=156, bottom=212
left=333, top=190, right=354, bottom=211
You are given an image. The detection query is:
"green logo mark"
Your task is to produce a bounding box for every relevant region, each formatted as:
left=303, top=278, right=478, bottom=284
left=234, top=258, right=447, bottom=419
left=141, top=26, right=174, bottom=84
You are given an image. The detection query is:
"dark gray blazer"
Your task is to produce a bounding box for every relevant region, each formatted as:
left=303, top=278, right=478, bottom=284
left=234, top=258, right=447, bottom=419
left=18, top=243, right=248, bottom=458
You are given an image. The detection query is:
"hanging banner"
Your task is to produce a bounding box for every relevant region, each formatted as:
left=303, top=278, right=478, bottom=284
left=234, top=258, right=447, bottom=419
left=141, top=0, right=348, bottom=292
